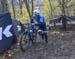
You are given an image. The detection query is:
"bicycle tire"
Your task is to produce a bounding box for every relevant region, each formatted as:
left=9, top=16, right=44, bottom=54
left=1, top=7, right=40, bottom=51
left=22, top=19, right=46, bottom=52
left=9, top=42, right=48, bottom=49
left=20, top=32, right=31, bottom=52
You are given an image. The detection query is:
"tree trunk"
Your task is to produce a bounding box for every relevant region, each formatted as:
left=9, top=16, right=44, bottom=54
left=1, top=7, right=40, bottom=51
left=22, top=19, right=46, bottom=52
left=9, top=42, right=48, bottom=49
left=48, top=0, right=53, bottom=19
left=0, top=0, right=8, bottom=14
left=23, top=0, right=32, bottom=20
left=19, top=0, right=23, bottom=15
left=49, top=0, right=56, bottom=30
left=31, top=0, right=34, bottom=16
left=11, top=0, right=16, bottom=19
left=59, top=0, right=67, bottom=30
left=66, top=0, right=70, bottom=16
left=23, top=0, right=34, bottom=23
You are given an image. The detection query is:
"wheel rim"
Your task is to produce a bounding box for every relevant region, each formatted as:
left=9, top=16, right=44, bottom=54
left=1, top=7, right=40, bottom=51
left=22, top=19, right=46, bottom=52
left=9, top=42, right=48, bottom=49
left=20, top=33, right=31, bottom=52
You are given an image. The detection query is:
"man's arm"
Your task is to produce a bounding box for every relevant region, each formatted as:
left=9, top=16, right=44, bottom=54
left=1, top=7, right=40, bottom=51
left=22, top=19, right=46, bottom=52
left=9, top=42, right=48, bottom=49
left=40, top=16, right=46, bottom=24
left=31, top=16, right=35, bottom=23
left=32, top=16, right=38, bottom=24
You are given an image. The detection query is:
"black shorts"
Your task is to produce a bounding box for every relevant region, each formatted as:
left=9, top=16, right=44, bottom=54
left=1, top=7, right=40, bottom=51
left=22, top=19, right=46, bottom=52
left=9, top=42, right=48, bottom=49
left=38, top=24, right=47, bottom=31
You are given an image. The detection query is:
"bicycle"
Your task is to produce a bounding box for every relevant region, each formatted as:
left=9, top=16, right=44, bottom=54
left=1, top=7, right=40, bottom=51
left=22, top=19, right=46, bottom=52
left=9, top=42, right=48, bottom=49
left=20, top=23, right=48, bottom=52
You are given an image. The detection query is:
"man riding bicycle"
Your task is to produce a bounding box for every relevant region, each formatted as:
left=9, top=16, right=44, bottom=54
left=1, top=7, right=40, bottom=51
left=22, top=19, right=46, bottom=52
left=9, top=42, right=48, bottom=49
left=31, top=9, right=48, bottom=43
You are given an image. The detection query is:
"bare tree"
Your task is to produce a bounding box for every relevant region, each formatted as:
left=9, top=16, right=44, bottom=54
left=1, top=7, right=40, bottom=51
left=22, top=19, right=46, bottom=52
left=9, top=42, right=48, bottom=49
left=19, top=0, right=23, bottom=14
left=23, top=0, right=34, bottom=22
left=58, top=0, right=67, bottom=30
left=48, top=0, right=53, bottom=19
left=48, top=0, right=57, bottom=30
left=65, top=0, right=69, bottom=16
left=11, top=0, right=16, bottom=19
left=0, top=0, right=8, bottom=14
left=31, top=0, right=34, bottom=16
left=23, top=0, right=31, bottom=20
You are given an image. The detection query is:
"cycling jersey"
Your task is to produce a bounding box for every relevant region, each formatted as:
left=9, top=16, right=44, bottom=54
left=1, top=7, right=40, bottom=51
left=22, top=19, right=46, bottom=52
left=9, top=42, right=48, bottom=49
left=32, top=14, right=46, bottom=25
left=32, top=14, right=47, bottom=31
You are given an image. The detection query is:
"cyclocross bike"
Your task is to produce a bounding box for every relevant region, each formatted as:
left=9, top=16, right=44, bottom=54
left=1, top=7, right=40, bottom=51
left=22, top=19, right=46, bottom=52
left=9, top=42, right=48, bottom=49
left=20, top=23, right=48, bottom=52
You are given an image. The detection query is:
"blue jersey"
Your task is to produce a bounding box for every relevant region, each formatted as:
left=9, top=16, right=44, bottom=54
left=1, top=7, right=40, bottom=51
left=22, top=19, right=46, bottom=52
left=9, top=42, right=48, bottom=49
left=32, top=14, right=46, bottom=25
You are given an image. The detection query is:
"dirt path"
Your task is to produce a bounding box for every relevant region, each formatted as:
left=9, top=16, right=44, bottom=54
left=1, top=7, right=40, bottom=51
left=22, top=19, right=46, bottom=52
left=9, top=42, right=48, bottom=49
left=11, top=32, right=75, bottom=59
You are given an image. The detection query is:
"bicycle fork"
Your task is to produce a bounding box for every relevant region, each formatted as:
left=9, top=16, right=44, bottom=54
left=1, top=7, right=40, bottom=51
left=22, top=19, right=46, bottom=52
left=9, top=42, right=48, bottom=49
left=28, top=33, right=35, bottom=44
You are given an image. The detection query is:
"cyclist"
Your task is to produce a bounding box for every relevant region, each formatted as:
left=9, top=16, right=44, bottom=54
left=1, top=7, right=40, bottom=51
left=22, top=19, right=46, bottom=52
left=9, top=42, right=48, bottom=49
left=31, top=9, right=48, bottom=43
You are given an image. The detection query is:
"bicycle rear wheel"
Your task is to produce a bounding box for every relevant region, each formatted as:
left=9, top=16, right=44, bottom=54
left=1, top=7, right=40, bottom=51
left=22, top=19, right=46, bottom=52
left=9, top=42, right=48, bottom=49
left=20, top=32, right=32, bottom=52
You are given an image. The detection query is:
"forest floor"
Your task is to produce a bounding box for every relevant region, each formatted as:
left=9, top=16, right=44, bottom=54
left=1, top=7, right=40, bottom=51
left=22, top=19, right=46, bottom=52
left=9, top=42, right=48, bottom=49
left=0, top=31, right=75, bottom=59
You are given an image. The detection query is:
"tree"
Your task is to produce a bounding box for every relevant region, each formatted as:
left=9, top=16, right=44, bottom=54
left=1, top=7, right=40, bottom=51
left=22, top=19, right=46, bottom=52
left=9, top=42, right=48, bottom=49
left=59, top=0, right=67, bottom=30
left=11, top=0, right=16, bottom=19
left=19, top=0, right=23, bottom=14
left=31, top=0, right=34, bottom=16
left=0, top=0, right=8, bottom=14
left=23, top=0, right=34, bottom=22
left=48, top=0, right=53, bottom=19
left=23, top=0, right=32, bottom=21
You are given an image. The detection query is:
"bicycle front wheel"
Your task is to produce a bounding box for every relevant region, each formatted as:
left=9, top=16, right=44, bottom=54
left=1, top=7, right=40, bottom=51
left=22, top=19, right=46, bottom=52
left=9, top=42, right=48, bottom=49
left=20, top=32, right=31, bottom=52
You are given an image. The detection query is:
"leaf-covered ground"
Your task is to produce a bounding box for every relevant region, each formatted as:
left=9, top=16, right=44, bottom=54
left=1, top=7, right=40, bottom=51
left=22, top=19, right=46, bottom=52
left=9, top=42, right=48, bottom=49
left=0, top=31, right=75, bottom=59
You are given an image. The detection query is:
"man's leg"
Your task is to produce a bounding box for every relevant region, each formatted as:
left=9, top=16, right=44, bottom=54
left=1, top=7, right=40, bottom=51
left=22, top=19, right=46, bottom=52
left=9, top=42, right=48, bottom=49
left=43, top=25, right=48, bottom=43
left=41, top=33, right=44, bottom=40
left=38, top=24, right=44, bottom=40
left=44, top=32, right=48, bottom=43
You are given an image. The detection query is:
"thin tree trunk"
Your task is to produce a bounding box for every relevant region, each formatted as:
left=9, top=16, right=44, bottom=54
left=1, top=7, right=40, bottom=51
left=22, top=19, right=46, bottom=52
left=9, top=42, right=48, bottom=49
left=49, top=0, right=56, bottom=30
left=19, top=0, right=22, bottom=14
left=11, top=0, right=16, bottom=19
left=0, top=0, right=8, bottom=14
left=31, top=0, right=34, bottom=16
left=23, top=0, right=32, bottom=21
left=23, top=0, right=34, bottom=22
left=59, top=0, right=67, bottom=30
left=65, top=0, right=69, bottom=16
left=48, top=0, right=53, bottom=19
